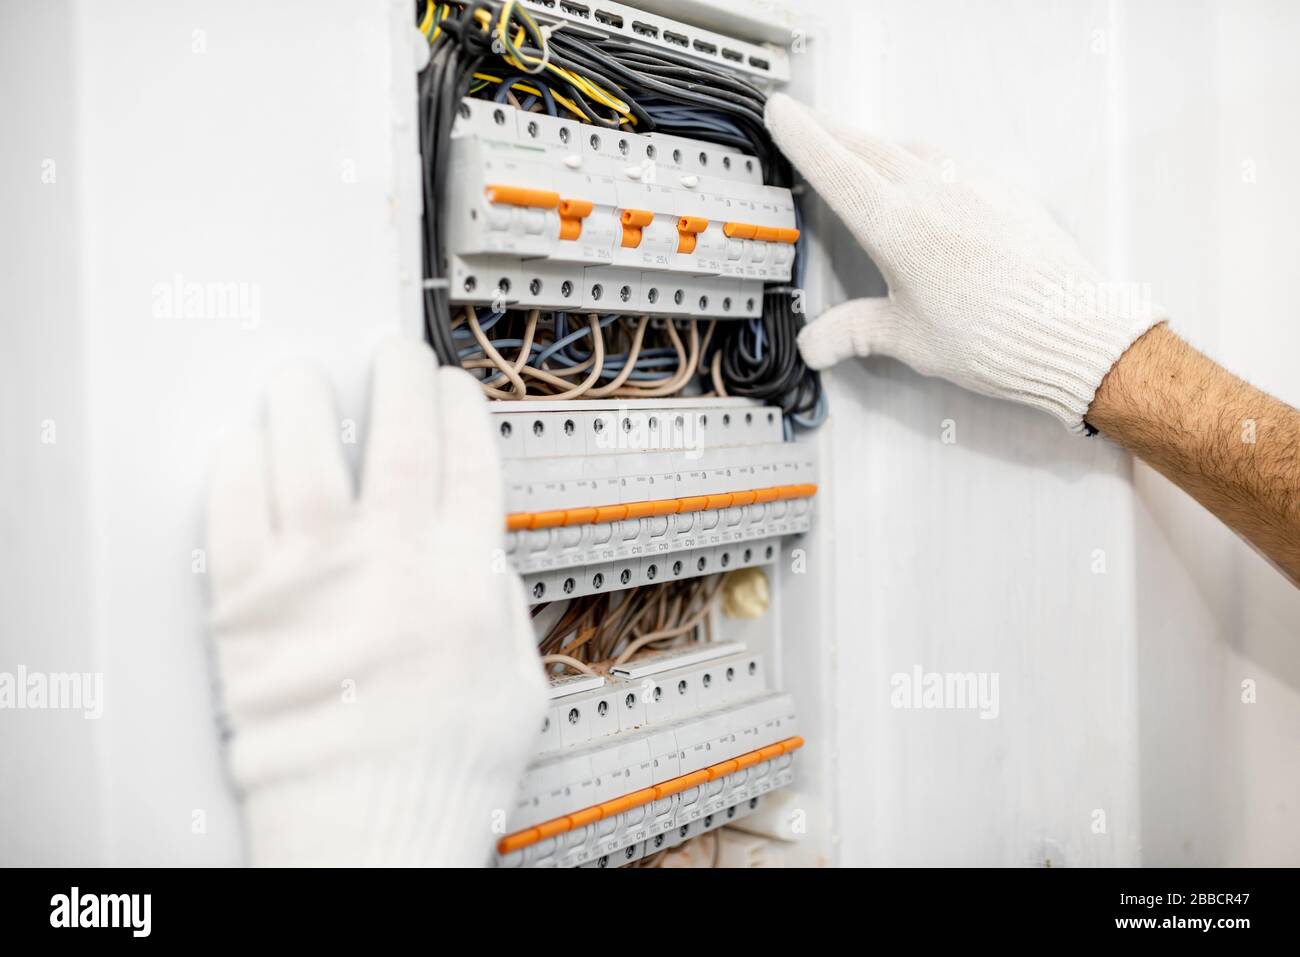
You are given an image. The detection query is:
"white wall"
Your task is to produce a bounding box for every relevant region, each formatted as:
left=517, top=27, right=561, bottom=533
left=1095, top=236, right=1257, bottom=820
left=1, top=0, right=420, bottom=865
left=0, top=0, right=101, bottom=867
left=800, top=0, right=1298, bottom=865
left=1124, top=0, right=1300, bottom=866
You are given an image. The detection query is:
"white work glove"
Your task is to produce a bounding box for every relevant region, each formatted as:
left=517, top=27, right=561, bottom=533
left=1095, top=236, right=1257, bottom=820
left=206, top=339, right=546, bottom=866
left=766, top=93, right=1165, bottom=432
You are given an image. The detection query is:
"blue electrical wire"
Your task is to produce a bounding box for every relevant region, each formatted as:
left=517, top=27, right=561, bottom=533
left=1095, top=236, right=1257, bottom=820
left=452, top=311, right=506, bottom=340
left=640, top=99, right=749, bottom=143
left=790, top=387, right=828, bottom=431
left=533, top=314, right=619, bottom=366
left=493, top=76, right=557, bottom=116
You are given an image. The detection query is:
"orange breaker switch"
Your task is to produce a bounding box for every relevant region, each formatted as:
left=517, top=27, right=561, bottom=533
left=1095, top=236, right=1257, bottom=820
left=724, top=221, right=800, bottom=244
left=495, top=735, right=807, bottom=857
left=501, top=483, right=819, bottom=532
left=676, top=216, right=708, bottom=254
left=558, top=198, right=594, bottom=241
left=620, top=208, right=654, bottom=248
left=484, top=184, right=560, bottom=208
left=723, top=222, right=757, bottom=240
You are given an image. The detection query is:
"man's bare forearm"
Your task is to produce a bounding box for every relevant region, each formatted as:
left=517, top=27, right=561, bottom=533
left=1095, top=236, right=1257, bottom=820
left=1086, top=323, right=1300, bottom=583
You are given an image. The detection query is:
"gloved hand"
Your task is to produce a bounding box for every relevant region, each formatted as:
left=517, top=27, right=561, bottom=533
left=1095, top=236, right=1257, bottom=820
left=206, top=339, right=546, bottom=866
left=765, top=93, right=1165, bottom=433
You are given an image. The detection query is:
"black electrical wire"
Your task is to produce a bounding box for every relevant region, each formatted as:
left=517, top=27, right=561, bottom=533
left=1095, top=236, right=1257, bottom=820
left=418, top=1, right=498, bottom=366
left=545, top=32, right=778, bottom=180
left=415, top=0, right=822, bottom=428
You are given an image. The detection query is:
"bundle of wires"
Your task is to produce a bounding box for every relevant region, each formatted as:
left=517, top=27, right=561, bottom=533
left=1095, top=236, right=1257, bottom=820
left=535, top=575, right=722, bottom=675
left=418, top=0, right=824, bottom=430
left=455, top=308, right=715, bottom=399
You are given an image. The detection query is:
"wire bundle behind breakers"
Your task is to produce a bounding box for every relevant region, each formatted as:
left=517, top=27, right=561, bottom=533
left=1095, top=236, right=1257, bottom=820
left=418, top=1, right=825, bottom=430
left=535, top=575, right=723, bottom=674
left=457, top=309, right=713, bottom=399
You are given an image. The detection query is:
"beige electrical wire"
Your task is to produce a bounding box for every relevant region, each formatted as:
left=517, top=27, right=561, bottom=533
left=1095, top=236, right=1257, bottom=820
left=610, top=576, right=722, bottom=666
left=515, top=316, right=606, bottom=398
left=612, top=319, right=703, bottom=398
left=611, top=598, right=717, bottom=666
left=466, top=305, right=527, bottom=396
left=700, top=319, right=717, bottom=374
left=464, top=351, right=599, bottom=383
left=474, top=314, right=606, bottom=400
left=535, top=576, right=722, bottom=667
left=520, top=355, right=599, bottom=377
left=710, top=348, right=728, bottom=397
left=585, top=315, right=649, bottom=397
left=540, top=654, right=598, bottom=676
left=480, top=309, right=539, bottom=390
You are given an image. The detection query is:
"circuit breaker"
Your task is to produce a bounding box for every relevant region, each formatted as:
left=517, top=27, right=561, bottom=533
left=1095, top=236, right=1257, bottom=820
left=446, top=99, right=799, bottom=318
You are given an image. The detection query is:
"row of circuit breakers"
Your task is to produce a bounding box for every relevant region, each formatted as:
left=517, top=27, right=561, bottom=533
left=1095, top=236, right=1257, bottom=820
left=447, top=97, right=798, bottom=319
left=439, top=23, right=814, bottom=865
left=496, top=640, right=801, bottom=867
left=492, top=401, right=816, bottom=604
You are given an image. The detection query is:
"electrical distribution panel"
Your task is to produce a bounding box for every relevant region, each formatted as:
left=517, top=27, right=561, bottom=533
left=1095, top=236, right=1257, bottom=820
left=426, top=0, right=819, bottom=867
left=497, top=641, right=801, bottom=867
left=446, top=98, right=799, bottom=319
left=493, top=399, right=817, bottom=603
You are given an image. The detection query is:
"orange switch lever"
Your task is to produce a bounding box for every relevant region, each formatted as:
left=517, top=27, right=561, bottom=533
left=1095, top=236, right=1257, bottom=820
left=557, top=197, right=594, bottom=241
left=485, top=184, right=560, bottom=208
left=723, top=221, right=757, bottom=239
left=620, top=208, right=654, bottom=248
left=676, top=215, right=708, bottom=254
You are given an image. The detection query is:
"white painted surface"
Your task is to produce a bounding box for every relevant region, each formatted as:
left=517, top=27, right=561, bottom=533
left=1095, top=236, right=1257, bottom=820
left=2, top=0, right=420, bottom=865
left=0, top=0, right=101, bottom=868
left=1123, top=0, right=1300, bottom=866
left=797, top=0, right=1298, bottom=865
left=2, top=0, right=1295, bottom=866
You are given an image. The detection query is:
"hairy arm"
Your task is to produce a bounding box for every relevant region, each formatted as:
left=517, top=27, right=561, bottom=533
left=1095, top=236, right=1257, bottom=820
left=1087, top=323, right=1300, bottom=583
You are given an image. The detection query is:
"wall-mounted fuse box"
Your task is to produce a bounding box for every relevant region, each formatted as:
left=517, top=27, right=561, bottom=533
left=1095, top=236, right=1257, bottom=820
left=445, top=98, right=799, bottom=319
left=492, top=398, right=818, bottom=603
left=496, top=641, right=802, bottom=868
